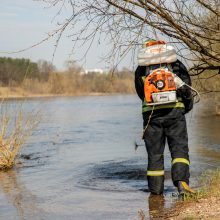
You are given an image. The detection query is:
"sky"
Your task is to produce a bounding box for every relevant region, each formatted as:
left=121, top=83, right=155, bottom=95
left=0, top=0, right=133, bottom=71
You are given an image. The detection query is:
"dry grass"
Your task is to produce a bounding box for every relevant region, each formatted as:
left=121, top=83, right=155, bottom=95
left=0, top=71, right=135, bottom=98
left=163, top=170, right=220, bottom=219
left=0, top=103, right=40, bottom=170
left=181, top=169, right=220, bottom=202
left=199, top=169, right=220, bottom=197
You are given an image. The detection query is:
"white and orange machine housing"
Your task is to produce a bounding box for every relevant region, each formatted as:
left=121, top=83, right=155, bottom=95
left=138, top=40, right=178, bottom=105
left=144, top=68, right=178, bottom=105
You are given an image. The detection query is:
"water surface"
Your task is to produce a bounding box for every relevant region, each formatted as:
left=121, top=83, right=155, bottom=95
left=0, top=95, right=219, bottom=220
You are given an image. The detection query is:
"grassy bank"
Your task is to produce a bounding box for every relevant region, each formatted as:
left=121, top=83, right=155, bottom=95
left=163, top=170, right=220, bottom=219
left=0, top=87, right=134, bottom=99
left=0, top=71, right=135, bottom=98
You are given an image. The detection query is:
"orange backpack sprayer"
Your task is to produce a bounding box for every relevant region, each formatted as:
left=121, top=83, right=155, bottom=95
left=144, top=68, right=178, bottom=105
left=138, top=40, right=179, bottom=105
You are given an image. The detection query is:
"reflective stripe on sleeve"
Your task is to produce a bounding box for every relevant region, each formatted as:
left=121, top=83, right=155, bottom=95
left=172, top=158, right=190, bottom=166
left=147, top=170, right=165, bottom=176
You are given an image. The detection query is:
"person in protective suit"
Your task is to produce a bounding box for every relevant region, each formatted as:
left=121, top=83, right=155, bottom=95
left=135, top=40, right=195, bottom=195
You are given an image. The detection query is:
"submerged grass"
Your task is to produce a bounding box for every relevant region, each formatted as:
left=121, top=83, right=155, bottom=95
left=0, top=102, right=40, bottom=170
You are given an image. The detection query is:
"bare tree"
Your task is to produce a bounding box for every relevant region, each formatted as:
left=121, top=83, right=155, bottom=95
left=37, top=0, right=220, bottom=76
left=38, top=60, right=56, bottom=81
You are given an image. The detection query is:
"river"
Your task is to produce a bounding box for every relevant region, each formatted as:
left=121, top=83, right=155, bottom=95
left=0, top=95, right=219, bottom=220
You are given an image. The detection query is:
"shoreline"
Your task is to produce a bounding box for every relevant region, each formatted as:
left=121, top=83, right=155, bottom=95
left=160, top=170, right=220, bottom=220
left=0, top=92, right=135, bottom=100
left=164, top=197, right=220, bottom=219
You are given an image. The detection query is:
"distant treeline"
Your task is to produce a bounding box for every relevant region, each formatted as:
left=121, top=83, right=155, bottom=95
left=0, top=57, right=135, bottom=95
left=0, top=57, right=39, bottom=85
left=0, top=57, right=54, bottom=86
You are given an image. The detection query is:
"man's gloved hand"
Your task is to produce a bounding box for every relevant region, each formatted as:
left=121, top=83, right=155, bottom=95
left=177, top=85, right=194, bottom=114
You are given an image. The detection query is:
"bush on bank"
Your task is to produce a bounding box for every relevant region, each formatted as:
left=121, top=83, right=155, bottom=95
left=0, top=105, right=40, bottom=170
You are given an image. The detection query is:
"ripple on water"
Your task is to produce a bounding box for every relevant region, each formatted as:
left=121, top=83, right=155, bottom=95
left=76, top=158, right=176, bottom=194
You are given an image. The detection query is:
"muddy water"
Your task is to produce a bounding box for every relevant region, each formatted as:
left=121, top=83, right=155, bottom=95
left=0, top=95, right=219, bottom=220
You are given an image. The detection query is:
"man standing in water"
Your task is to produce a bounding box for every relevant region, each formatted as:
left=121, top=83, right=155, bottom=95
left=135, top=39, right=195, bottom=195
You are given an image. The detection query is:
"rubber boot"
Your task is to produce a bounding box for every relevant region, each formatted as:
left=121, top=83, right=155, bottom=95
left=177, top=181, right=195, bottom=196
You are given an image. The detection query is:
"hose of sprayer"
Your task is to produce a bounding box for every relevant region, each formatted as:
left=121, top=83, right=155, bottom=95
left=183, top=83, right=201, bottom=104
left=142, top=105, right=155, bottom=139
left=174, top=74, right=200, bottom=104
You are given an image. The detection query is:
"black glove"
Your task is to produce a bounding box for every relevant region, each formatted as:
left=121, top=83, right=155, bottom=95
left=177, top=85, right=193, bottom=114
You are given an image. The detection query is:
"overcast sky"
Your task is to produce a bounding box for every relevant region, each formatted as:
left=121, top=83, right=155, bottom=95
left=0, top=0, right=134, bottom=70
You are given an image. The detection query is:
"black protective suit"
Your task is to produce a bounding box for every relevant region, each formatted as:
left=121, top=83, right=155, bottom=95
left=135, top=60, right=193, bottom=194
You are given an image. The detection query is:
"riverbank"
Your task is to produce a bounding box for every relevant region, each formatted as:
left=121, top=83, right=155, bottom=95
left=0, top=86, right=134, bottom=99
left=0, top=69, right=135, bottom=99
left=162, top=170, right=220, bottom=220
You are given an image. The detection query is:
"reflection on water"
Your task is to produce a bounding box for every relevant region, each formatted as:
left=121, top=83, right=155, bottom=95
left=148, top=195, right=165, bottom=219
left=0, top=95, right=219, bottom=220
left=0, top=170, right=42, bottom=220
